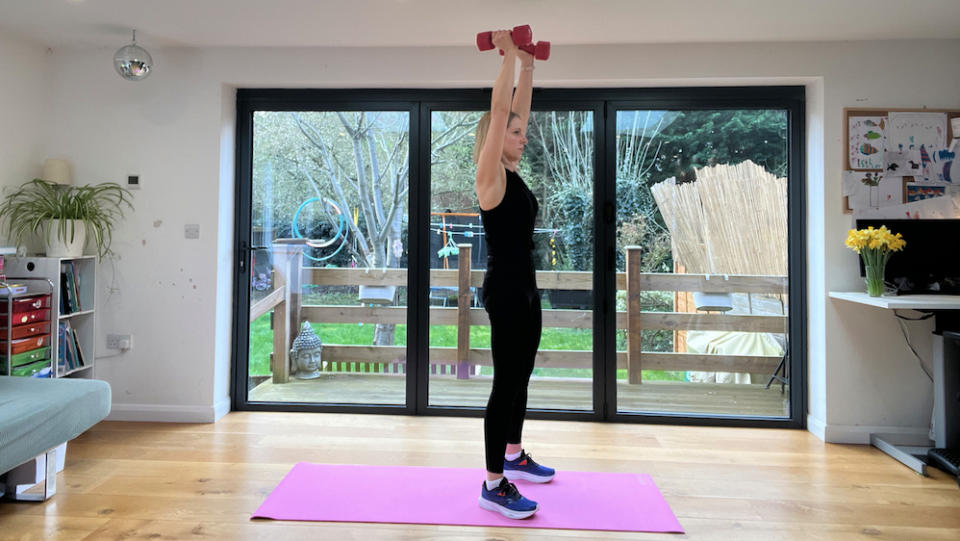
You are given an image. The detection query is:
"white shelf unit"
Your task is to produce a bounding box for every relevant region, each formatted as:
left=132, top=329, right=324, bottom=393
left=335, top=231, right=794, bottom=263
left=6, top=256, right=96, bottom=379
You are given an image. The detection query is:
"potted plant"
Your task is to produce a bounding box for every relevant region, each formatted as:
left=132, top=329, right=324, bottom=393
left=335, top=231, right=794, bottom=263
left=0, top=179, right=134, bottom=259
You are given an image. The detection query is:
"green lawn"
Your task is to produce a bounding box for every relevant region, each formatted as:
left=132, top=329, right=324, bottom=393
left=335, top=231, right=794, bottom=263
left=248, top=312, right=684, bottom=382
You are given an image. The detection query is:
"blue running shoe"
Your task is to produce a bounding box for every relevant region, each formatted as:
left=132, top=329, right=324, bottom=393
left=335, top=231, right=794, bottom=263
left=504, top=450, right=555, bottom=483
left=478, top=478, right=539, bottom=519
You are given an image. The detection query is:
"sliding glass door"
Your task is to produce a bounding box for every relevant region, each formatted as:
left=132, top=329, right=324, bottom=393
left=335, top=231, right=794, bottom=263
left=241, top=106, right=413, bottom=407
left=233, top=88, right=805, bottom=427
left=425, top=109, right=596, bottom=412
left=610, top=107, right=792, bottom=418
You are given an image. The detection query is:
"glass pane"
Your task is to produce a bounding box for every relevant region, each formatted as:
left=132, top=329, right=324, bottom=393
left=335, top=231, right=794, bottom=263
left=427, top=110, right=595, bottom=411
left=247, top=110, right=410, bottom=405
left=614, top=109, right=790, bottom=417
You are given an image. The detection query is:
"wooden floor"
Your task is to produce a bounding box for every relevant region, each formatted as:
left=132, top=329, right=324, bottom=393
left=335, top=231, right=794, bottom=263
left=2, top=412, right=960, bottom=540
left=250, top=375, right=790, bottom=417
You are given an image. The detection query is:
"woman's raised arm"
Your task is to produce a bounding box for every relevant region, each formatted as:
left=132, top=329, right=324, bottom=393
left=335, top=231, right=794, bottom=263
left=475, top=30, right=518, bottom=210
left=510, top=48, right=534, bottom=129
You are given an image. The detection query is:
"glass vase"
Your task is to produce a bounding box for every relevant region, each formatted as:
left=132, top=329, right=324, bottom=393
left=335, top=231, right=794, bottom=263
left=864, top=264, right=885, bottom=297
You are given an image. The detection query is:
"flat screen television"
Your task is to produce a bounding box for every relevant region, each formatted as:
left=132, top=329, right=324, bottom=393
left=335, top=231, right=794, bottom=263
left=855, top=219, right=960, bottom=295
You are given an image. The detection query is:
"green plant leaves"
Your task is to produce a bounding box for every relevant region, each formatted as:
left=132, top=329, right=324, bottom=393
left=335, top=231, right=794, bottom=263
left=0, top=179, right=134, bottom=259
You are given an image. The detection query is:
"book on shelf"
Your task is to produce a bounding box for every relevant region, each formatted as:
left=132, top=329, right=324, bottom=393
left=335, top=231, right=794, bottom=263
left=57, top=321, right=67, bottom=372
left=73, top=262, right=81, bottom=308
left=72, top=326, right=86, bottom=367
left=57, top=320, right=86, bottom=373
left=70, top=261, right=81, bottom=310
left=66, top=328, right=77, bottom=371
left=60, top=273, right=69, bottom=314
left=60, top=262, right=81, bottom=314
left=58, top=321, right=74, bottom=372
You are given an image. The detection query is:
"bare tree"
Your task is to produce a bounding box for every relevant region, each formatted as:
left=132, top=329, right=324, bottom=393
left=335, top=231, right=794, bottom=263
left=291, top=111, right=478, bottom=345
left=532, top=109, right=666, bottom=199
left=529, top=110, right=672, bottom=271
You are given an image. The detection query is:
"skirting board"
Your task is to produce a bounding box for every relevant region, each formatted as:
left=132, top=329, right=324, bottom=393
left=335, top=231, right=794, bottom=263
left=107, top=397, right=231, bottom=423
left=807, top=414, right=827, bottom=441
left=808, top=414, right=931, bottom=444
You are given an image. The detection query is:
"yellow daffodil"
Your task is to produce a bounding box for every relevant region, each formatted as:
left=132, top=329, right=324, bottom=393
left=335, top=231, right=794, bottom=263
left=845, top=225, right=906, bottom=296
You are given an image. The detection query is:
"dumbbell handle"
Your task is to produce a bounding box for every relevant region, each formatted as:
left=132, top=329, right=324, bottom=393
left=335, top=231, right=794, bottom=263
left=499, top=41, right=551, bottom=61
left=476, top=25, right=533, bottom=51
left=520, top=41, right=550, bottom=61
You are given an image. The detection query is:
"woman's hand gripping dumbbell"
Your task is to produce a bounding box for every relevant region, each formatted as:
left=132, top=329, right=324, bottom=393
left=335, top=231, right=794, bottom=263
left=517, top=41, right=550, bottom=61
left=476, top=25, right=532, bottom=51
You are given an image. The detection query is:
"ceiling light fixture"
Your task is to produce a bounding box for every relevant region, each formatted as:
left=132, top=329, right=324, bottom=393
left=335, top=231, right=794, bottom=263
left=113, top=29, right=153, bottom=81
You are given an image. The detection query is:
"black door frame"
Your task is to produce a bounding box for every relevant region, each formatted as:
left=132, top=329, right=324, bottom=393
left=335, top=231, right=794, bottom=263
left=231, top=87, right=806, bottom=429
left=232, top=91, right=422, bottom=416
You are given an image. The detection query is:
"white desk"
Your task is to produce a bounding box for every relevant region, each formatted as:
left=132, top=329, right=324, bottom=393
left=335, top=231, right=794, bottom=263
left=829, top=291, right=960, bottom=475
left=828, top=291, right=960, bottom=310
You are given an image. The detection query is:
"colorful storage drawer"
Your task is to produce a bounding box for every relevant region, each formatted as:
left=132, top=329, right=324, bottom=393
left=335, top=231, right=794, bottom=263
left=1, top=346, right=51, bottom=367
left=0, top=308, right=50, bottom=326
left=0, top=295, right=51, bottom=314
left=3, top=321, right=51, bottom=340
left=0, top=334, right=50, bottom=355
left=8, top=359, right=52, bottom=377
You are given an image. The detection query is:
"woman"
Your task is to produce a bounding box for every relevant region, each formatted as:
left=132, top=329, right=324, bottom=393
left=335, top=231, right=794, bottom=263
left=474, top=30, right=555, bottom=520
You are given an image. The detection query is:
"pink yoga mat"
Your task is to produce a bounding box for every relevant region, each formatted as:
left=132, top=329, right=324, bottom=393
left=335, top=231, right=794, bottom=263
left=252, top=463, right=683, bottom=533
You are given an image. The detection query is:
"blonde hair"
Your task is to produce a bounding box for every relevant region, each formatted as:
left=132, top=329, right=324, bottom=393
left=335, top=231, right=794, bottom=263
left=473, top=111, right=520, bottom=164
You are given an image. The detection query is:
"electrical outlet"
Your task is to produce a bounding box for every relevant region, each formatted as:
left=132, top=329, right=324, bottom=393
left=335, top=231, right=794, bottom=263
left=185, top=224, right=200, bottom=239
left=106, top=334, right=133, bottom=350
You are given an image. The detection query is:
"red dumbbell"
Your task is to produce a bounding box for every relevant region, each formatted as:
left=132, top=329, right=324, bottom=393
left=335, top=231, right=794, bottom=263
left=476, top=25, right=533, bottom=51
left=498, top=41, right=551, bottom=61
left=520, top=41, right=550, bottom=61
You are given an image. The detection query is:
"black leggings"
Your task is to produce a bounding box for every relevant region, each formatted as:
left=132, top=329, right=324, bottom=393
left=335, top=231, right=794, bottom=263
left=482, top=285, right=542, bottom=474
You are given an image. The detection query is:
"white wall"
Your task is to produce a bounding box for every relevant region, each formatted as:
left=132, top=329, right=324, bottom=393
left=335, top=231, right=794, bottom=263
left=37, top=39, right=960, bottom=438
left=0, top=33, right=50, bottom=218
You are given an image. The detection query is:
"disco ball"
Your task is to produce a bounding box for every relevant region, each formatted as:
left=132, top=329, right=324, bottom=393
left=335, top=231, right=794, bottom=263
left=113, top=31, right=153, bottom=81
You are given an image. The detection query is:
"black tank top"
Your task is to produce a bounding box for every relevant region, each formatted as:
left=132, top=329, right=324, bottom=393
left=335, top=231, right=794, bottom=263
left=480, top=168, right=539, bottom=288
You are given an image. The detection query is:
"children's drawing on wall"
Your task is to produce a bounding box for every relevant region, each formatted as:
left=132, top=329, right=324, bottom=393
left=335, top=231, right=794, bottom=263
left=845, top=109, right=959, bottom=217
left=878, top=176, right=903, bottom=206
left=906, top=183, right=946, bottom=202
left=848, top=116, right=886, bottom=169
left=887, top=112, right=948, bottom=179
left=929, top=147, right=955, bottom=183
left=843, top=171, right=902, bottom=209
left=842, top=170, right=878, bottom=197
left=882, top=149, right=922, bottom=176
left=857, top=185, right=960, bottom=220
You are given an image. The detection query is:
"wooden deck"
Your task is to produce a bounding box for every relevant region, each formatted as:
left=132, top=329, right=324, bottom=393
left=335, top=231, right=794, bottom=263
left=249, top=374, right=790, bottom=417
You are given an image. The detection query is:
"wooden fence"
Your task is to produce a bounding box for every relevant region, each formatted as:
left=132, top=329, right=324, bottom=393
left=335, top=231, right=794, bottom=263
left=250, top=240, right=788, bottom=384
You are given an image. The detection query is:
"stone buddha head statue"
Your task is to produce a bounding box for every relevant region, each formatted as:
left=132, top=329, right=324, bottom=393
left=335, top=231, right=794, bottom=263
left=290, top=321, right=323, bottom=379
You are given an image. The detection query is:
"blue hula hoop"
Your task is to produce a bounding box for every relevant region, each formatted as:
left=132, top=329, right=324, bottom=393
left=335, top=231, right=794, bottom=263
left=292, top=197, right=348, bottom=262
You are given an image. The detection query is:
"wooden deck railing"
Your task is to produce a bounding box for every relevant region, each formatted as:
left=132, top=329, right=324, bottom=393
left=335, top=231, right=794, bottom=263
left=257, top=240, right=787, bottom=384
